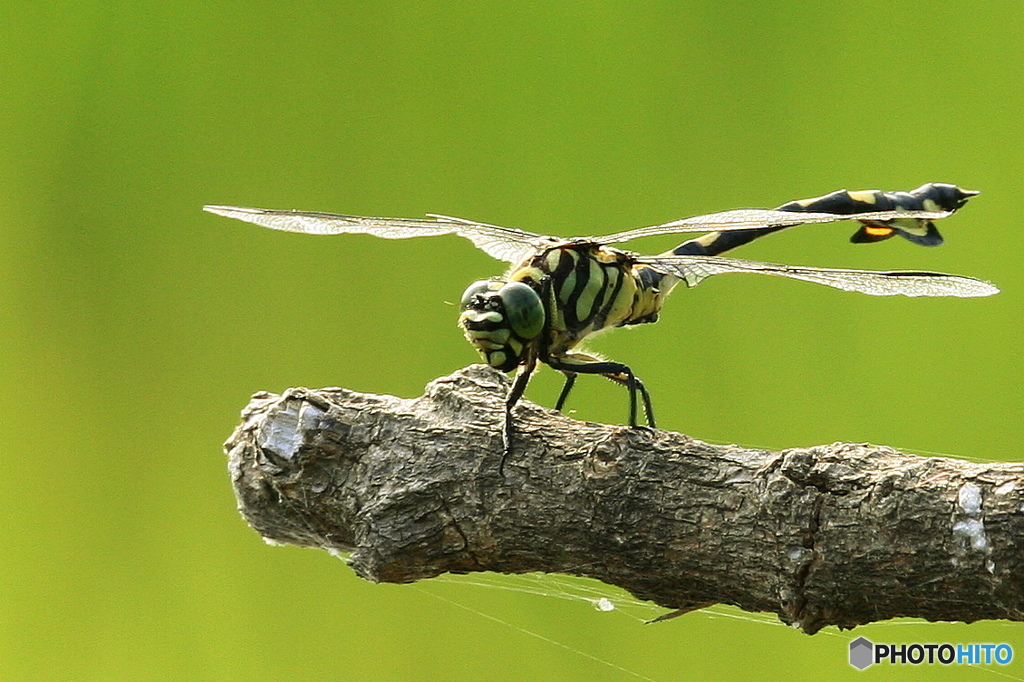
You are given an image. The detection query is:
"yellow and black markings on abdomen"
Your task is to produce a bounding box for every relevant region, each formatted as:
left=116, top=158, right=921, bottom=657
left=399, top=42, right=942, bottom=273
left=673, top=183, right=977, bottom=257
left=777, top=183, right=977, bottom=247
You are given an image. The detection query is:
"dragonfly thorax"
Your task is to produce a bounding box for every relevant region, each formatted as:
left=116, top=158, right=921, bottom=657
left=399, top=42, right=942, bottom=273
left=509, top=243, right=674, bottom=356
left=459, top=279, right=545, bottom=372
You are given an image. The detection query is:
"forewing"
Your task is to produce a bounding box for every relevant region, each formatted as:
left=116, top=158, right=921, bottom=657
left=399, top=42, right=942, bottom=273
left=638, top=255, right=1000, bottom=298
left=597, top=208, right=953, bottom=245
left=202, top=205, right=542, bottom=263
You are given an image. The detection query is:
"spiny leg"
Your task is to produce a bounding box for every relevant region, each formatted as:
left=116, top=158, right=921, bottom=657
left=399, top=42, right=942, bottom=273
left=631, top=373, right=656, bottom=429
left=554, top=372, right=577, bottom=412
left=618, top=369, right=655, bottom=430
left=500, top=358, right=536, bottom=476
left=547, top=353, right=656, bottom=429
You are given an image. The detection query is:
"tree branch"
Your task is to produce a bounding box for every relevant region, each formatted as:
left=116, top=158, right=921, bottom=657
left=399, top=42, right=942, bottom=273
left=224, top=365, right=1024, bottom=634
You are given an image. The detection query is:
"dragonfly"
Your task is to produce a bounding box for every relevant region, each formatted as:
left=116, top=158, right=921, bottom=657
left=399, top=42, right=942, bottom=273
left=205, top=183, right=998, bottom=470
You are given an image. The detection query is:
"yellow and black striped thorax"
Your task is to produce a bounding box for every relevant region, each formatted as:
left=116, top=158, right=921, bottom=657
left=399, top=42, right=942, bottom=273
left=458, top=241, right=675, bottom=370
left=514, top=242, right=672, bottom=352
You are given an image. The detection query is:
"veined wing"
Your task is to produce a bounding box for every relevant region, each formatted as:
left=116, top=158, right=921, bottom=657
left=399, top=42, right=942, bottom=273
left=596, top=208, right=953, bottom=245
left=638, top=254, right=1000, bottom=298
left=202, top=205, right=544, bottom=263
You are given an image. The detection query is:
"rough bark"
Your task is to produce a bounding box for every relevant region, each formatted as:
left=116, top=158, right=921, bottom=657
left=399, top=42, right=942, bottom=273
left=224, top=365, right=1024, bottom=634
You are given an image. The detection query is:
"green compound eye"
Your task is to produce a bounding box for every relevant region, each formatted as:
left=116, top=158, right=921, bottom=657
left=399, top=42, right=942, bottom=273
left=460, top=280, right=497, bottom=310
left=497, top=281, right=544, bottom=339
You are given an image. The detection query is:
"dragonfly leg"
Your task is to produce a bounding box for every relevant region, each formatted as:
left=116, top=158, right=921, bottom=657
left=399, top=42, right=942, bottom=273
left=635, top=376, right=655, bottom=429
left=500, top=359, right=536, bottom=476
left=554, top=372, right=577, bottom=412
left=547, top=354, right=656, bottom=429
left=622, top=371, right=656, bottom=430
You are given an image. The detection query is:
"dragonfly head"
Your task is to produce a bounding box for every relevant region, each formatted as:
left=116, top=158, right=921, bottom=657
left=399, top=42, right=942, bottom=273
left=458, top=279, right=545, bottom=371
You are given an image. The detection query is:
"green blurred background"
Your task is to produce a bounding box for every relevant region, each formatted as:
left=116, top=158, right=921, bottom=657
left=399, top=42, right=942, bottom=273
left=3, top=2, right=1021, bottom=680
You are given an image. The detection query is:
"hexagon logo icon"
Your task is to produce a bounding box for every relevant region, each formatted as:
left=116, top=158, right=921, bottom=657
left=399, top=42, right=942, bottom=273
left=849, top=637, right=874, bottom=670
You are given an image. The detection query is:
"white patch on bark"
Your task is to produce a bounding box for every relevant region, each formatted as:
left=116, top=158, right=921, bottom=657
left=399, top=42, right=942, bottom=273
left=952, top=482, right=991, bottom=568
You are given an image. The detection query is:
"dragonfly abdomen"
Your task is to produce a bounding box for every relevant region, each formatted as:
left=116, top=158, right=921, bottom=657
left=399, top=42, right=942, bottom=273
left=671, top=183, right=979, bottom=257
left=777, top=183, right=977, bottom=247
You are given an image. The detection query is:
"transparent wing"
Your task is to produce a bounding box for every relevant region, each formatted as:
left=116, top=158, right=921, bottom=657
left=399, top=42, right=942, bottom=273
left=596, top=208, right=953, bottom=245
left=637, top=254, right=999, bottom=298
left=203, top=205, right=543, bottom=263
